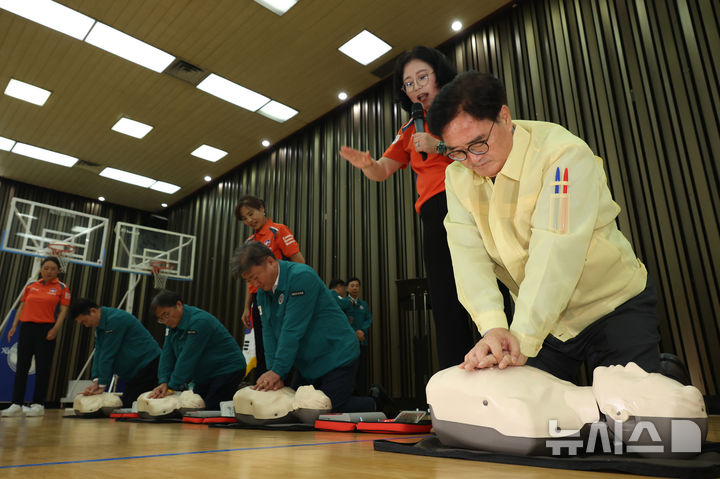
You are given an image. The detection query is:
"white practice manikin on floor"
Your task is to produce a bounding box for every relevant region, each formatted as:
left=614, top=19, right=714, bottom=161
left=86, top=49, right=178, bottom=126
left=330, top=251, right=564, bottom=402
left=73, top=392, right=122, bottom=414
left=136, top=390, right=205, bottom=417
left=426, top=362, right=707, bottom=456
left=233, top=385, right=331, bottom=425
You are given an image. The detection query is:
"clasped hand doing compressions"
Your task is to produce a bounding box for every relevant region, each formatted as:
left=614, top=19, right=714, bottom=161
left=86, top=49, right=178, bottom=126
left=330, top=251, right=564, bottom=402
left=460, top=328, right=528, bottom=370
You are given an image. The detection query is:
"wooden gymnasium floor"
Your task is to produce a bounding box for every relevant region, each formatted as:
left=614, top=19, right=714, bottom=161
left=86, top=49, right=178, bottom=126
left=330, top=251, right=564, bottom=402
left=1, top=410, right=718, bottom=478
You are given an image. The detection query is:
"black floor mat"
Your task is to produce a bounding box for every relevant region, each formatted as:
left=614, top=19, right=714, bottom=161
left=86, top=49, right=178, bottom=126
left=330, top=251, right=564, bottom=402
left=373, top=436, right=720, bottom=478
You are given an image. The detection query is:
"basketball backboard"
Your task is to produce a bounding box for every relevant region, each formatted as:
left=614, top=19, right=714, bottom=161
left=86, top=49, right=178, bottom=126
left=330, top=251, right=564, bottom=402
left=0, top=198, right=109, bottom=267
left=112, top=221, right=195, bottom=281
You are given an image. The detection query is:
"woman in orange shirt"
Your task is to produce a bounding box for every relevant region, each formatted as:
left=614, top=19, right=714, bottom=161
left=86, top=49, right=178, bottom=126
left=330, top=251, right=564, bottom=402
left=2, top=256, right=70, bottom=417
left=235, top=195, right=304, bottom=379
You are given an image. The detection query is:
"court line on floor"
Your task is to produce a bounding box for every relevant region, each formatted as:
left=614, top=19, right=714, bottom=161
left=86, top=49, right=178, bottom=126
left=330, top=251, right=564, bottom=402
left=1, top=435, right=431, bottom=469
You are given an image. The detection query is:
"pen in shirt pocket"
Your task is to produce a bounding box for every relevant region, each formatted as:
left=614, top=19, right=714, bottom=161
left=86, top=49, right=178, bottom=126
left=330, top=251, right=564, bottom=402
left=560, top=168, right=569, bottom=233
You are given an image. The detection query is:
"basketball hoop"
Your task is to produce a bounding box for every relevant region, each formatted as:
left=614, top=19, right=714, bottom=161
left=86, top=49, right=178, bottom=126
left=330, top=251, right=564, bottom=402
left=48, top=243, right=75, bottom=272
left=150, top=261, right=172, bottom=289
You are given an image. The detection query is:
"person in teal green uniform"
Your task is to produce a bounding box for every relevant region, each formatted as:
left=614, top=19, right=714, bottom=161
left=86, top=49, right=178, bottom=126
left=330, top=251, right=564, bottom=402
left=346, top=277, right=372, bottom=394
left=147, top=290, right=246, bottom=410
left=69, top=298, right=161, bottom=408
left=328, top=278, right=354, bottom=323
left=232, top=242, right=376, bottom=413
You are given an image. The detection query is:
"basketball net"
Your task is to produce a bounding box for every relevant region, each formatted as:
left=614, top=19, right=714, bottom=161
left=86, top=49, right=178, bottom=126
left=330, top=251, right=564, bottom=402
left=48, top=244, right=74, bottom=272
left=150, top=261, right=170, bottom=289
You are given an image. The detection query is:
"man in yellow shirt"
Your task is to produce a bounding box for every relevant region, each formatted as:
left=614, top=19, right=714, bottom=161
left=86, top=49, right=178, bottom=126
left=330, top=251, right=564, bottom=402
left=426, top=71, right=661, bottom=383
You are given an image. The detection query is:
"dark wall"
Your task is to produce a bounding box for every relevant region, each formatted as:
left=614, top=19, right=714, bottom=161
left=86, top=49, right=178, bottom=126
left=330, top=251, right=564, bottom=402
left=1, top=0, right=717, bottom=402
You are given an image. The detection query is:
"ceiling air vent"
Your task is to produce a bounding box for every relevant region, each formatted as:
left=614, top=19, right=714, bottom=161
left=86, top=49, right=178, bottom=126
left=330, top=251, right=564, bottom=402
left=163, top=59, right=208, bottom=86
left=74, top=159, right=104, bottom=174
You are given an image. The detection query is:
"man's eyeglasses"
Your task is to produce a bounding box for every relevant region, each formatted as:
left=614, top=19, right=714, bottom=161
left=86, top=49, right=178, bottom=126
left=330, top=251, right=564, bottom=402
left=157, top=311, right=171, bottom=324
left=446, top=121, right=495, bottom=161
left=401, top=71, right=434, bottom=93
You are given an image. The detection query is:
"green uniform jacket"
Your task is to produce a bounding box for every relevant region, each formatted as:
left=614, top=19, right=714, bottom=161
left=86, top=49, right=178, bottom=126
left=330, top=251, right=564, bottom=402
left=91, top=307, right=161, bottom=386
left=333, top=293, right=354, bottom=320
left=349, top=298, right=372, bottom=346
left=158, top=305, right=245, bottom=390
left=257, top=261, right=360, bottom=381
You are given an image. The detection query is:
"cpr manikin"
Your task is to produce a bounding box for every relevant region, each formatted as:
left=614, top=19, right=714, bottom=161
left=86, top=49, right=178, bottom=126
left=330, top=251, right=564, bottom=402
left=233, top=385, right=331, bottom=425
left=426, top=363, right=707, bottom=456
left=427, top=365, right=599, bottom=455
left=137, top=390, right=205, bottom=418
left=73, top=392, right=123, bottom=416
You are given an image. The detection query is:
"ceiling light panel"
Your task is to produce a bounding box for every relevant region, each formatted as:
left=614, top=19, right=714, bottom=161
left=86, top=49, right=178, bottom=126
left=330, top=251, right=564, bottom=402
left=258, top=100, right=298, bottom=122
left=196, top=74, right=270, bottom=112
left=0, top=0, right=95, bottom=40
left=253, top=0, right=298, bottom=16
left=11, top=142, right=78, bottom=167
left=84, top=22, right=175, bottom=73
left=0, top=135, right=16, bottom=151
left=111, top=117, right=154, bottom=139
left=4, top=79, right=52, bottom=106
left=338, top=30, right=392, bottom=66
left=191, top=145, right=228, bottom=162
left=150, top=181, right=181, bottom=194
left=99, top=167, right=155, bottom=187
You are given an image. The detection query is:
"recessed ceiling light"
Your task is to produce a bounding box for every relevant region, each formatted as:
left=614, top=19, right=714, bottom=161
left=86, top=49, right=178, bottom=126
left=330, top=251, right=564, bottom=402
left=11, top=142, right=78, bottom=167
left=84, top=22, right=175, bottom=73
left=197, top=73, right=270, bottom=112
left=204, top=175, right=212, bottom=182
left=261, top=139, right=270, bottom=147
left=191, top=144, right=228, bottom=162
left=0, top=135, right=16, bottom=151
left=0, top=0, right=96, bottom=40
left=4, top=79, right=52, bottom=106
left=99, top=167, right=155, bottom=187
left=338, top=91, right=348, bottom=101
left=451, top=20, right=463, bottom=31
left=253, top=0, right=297, bottom=15
left=98, top=196, right=105, bottom=202
left=150, top=181, right=181, bottom=194
left=111, top=117, right=153, bottom=139
left=258, top=100, right=298, bottom=122
left=161, top=203, right=168, bottom=208
left=338, top=30, right=392, bottom=66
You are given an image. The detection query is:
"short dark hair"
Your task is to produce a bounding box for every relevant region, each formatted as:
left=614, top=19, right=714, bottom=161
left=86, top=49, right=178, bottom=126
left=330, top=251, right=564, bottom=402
left=231, top=241, right=274, bottom=277
left=393, top=46, right=457, bottom=113
left=150, top=290, right=182, bottom=312
left=347, top=277, right=361, bottom=285
left=68, top=298, right=99, bottom=320
left=427, top=71, right=508, bottom=137
left=40, top=256, right=61, bottom=269
left=328, top=278, right=346, bottom=290
left=234, top=195, right=266, bottom=222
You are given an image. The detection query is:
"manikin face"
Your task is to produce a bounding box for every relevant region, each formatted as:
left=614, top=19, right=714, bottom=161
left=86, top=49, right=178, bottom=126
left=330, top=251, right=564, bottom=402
left=154, top=301, right=183, bottom=329
left=442, top=106, right=515, bottom=178
left=347, top=280, right=360, bottom=298
left=593, top=362, right=706, bottom=420
left=238, top=205, right=267, bottom=231
left=75, top=307, right=101, bottom=328
left=40, top=260, right=60, bottom=282
left=242, top=257, right=279, bottom=292
left=402, top=59, right=440, bottom=111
